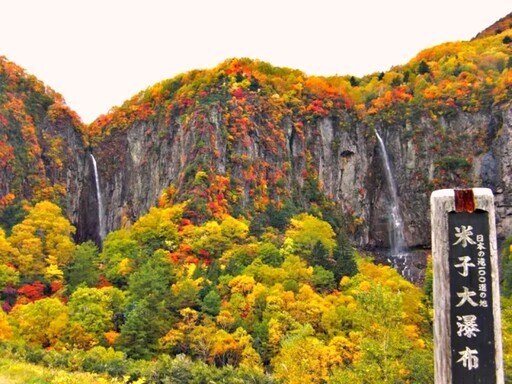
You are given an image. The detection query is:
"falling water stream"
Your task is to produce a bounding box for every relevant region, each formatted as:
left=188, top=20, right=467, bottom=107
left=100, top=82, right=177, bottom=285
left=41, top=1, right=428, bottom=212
left=375, top=131, right=410, bottom=278
left=90, top=153, right=106, bottom=241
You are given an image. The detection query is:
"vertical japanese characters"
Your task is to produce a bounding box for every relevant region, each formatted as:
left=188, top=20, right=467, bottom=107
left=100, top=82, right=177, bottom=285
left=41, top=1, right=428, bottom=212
left=448, top=212, right=496, bottom=382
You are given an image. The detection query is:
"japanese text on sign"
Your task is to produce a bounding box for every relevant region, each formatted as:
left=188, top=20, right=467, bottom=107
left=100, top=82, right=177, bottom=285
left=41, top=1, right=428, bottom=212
left=448, top=212, right=496, bottom=383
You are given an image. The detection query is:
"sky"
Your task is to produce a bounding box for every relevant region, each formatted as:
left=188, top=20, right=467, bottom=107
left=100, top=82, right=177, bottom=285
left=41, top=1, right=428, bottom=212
left=0, top=1, right=510, bottom=124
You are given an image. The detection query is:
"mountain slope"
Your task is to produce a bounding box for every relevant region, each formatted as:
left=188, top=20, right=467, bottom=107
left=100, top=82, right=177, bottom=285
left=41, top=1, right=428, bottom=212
left=84, top=26, right=512, bottom=251
left=473, top=12, right=512, bottom=40
left=0, top=56, right=86, bottom=232
left=0, top=16, right=511, bottom=253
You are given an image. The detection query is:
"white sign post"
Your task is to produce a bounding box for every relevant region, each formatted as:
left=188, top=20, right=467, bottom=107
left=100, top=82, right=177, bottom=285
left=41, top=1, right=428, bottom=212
left=431, top=188, right=504, bottom=383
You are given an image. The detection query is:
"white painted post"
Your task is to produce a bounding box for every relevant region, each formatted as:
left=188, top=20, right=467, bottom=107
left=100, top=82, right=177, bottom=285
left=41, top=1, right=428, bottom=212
left=431, top=188, right=504, bottom=383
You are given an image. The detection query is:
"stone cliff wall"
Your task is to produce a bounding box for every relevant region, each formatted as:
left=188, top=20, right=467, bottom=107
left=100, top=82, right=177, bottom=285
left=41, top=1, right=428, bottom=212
left=85, top=103, right=512, bottom=249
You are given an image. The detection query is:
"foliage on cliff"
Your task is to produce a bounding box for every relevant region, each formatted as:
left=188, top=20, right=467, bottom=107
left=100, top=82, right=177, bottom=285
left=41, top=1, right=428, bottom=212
left=473, top=12, right=512, bottom=40
left=0, top=20, right=510, bottom=235
left=88, top=24, right=512, bottom=139
left=0, top=56, right=85, bottom=233
left=86, top=25, right=512, bottom=226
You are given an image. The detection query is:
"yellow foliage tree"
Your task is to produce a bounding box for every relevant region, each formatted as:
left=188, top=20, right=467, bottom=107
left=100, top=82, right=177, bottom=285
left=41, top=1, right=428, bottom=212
left=0, top=228, right=19, bottom=264
left=0, top=309, right=13, bottom=341
left=10, top=297, right=69, bottom=348
left=271, top=325, right=343, bottom=384
left=228, top=275, right=256, bottom=295
left=8, top=201, right=75, bottom=278
left=285, top=213, right=336, bottom=258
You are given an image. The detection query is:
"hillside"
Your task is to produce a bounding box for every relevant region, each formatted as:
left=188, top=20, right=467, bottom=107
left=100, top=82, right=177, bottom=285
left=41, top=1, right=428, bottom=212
left=0, top=56, right=85, bottom=233
left=82, top=27, right=512, bottom=254
left=0, top=21, right=511, bottom=252
left=473, top=12, right=512, bottom=40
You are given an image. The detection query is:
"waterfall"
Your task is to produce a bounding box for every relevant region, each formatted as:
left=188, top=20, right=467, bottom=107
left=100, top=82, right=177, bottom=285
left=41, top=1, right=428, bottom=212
left=90, top=153, right=106, bottom=241
left=375, top=130, right=406, bottom=256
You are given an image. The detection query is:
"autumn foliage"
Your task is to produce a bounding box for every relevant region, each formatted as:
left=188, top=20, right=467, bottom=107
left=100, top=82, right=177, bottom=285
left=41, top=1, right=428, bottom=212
left=0, top=17, right=511, bottom=383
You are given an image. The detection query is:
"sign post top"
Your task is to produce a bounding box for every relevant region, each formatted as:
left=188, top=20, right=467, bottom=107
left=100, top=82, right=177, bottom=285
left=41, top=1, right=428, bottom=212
left=431, top=188, right=493, bottom=200
left=431, top=188, right=495, bottom=215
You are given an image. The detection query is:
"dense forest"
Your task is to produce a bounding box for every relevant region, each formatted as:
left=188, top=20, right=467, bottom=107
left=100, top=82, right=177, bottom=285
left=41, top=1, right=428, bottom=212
left=0, top=12, right=512, bottom=384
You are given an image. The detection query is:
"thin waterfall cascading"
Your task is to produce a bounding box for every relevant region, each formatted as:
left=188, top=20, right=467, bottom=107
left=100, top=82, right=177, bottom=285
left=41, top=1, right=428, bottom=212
left=90, top=153, right=106, bottom=241
left=375, top=130, right=406, bottom=256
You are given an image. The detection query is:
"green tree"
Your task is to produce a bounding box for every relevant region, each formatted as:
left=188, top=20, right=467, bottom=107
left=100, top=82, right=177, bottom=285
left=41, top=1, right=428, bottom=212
left=309, top=240, right=332, bottom=268
left=117, top=250, right=175, bottom=359
left=225, top=245, right=256, bottom=275
left=100, top=229, right=139, bottom=288
left=68, top=286, right=125, bottom=347
left=171, top=278, right=201, bottom=311
left=0, top=202, right=26, bottom=236
left=117, top=297, right=170, bottom=359
left=201, top=289, right=221, bottom=316
left=0, top=264, right=19, bottom=291
left=312, top=265, right=335, bottom=292
left=65, top=241, right=100, bottom=292
left=127, top=249, right=175, bottom=305
left=257, top=242, right=283, bottom=267
left=417, top=60, right=431, bottom=75
left=332, top=235, right=358, bottom=281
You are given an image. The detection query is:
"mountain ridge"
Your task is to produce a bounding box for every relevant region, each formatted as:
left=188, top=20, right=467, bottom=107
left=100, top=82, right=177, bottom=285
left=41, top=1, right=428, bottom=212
left=472, top=11, right=512, bottom=40
left=0, top=15, right=511, bottom=253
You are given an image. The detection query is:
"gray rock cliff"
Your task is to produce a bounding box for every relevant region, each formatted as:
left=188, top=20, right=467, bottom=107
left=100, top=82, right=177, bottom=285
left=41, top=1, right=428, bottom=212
left=85, top=102, right=512, bottom=252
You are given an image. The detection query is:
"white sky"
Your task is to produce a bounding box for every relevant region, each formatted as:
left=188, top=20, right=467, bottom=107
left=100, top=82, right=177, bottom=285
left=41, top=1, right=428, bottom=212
left=0, top=0, right=510, bottom=123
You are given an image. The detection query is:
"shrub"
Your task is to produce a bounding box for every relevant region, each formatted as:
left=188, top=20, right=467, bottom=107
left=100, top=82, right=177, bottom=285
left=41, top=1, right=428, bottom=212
left=80, top=346, right=126, bottom=376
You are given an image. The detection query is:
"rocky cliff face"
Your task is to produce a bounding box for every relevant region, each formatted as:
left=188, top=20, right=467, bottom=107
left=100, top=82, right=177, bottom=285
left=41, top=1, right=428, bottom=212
left=87, top=99, right=512, bottom=251
left=491, top=105, right=512, bottom=238
left=2, top=19, right=511, bottom=267
left=369, top=106, right=512, bottom=249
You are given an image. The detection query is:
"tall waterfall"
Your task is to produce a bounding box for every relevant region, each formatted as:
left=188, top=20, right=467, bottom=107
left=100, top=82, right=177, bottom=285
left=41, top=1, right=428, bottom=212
left=90, top=153, right=106, bottom=241
left=375, top=131, right=406, bottom=256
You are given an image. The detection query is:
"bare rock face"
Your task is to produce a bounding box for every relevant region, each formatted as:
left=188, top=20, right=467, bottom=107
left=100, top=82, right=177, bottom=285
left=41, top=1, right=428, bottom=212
left=83, top=101, right=512, bottom=255
left=492, top=104, right=512, bottom=239
left=368, top=104, right=512, bottom=249
left=38, top=113, right=86, bottom=229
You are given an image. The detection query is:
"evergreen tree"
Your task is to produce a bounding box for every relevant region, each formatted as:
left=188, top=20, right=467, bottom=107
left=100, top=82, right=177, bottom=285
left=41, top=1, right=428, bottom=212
left=312, top=265, right=336, bottom=292
left=349, top=76, right=360, bottom=87
left=201, top=289, right=221, bottom=316
left=127, top=249, right=175, bottom=305
left=417, top=60, right=431, bottom=75
left=117, top=249, right=175, bottom=358
left=332, top=235, right=358, bottom=281
left=309, top=240, right=332, bottom=269
left=116, top=298, right=170, bottom=359
left=257, top=242, right=283, bottom=267
left=65, top=241, right=100, bottom=293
